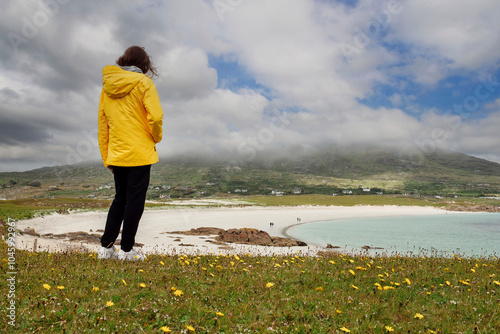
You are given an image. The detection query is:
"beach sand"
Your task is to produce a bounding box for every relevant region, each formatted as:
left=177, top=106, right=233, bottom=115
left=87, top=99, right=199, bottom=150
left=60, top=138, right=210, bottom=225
left=15, top=205, right=451, bottom=256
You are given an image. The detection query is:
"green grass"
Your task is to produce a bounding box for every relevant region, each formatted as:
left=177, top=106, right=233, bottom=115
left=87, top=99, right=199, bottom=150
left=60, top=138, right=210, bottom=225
left=0, top=198, right=112, bottom=221
left=1, top=240, right=499, bottom=333
left=244, top=194, right=444, bottom=208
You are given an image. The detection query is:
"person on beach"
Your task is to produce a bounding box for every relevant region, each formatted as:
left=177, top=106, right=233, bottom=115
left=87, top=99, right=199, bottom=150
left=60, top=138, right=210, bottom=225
left=97, top=46, right=163, bottom=260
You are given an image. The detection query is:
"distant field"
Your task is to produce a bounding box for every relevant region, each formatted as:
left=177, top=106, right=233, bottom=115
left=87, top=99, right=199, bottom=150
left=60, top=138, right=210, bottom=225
left=244, top=194, right=442, bottom=207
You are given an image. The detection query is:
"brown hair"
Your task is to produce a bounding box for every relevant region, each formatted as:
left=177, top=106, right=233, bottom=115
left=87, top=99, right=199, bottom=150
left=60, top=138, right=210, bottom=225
left=116, top=46, right=158, bottom=78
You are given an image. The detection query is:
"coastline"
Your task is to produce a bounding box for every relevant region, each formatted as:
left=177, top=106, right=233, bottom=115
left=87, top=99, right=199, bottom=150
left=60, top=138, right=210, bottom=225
left=14, top=204, right=454, bottom=256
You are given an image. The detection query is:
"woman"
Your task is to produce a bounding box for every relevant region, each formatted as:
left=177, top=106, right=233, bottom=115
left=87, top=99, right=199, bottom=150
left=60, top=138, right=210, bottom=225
left=97, top=46, right=163, bottom=260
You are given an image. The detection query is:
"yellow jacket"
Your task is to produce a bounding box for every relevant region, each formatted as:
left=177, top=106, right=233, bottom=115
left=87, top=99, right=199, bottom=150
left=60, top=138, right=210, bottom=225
left=98, top=65, right=163, bottom=167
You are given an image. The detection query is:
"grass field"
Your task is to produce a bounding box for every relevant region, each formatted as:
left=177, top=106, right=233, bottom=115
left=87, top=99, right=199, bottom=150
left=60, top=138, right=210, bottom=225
left=1, top=239, right=499, bottom=333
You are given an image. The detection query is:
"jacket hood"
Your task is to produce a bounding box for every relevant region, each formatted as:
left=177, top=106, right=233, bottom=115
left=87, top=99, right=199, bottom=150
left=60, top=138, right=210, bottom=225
left=102, top=65, right=146, bottom=99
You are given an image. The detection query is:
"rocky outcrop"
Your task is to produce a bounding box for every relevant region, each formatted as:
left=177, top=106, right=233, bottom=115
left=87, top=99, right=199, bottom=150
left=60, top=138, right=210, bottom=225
left=170, top=227, right=307, bottom=247
left=215, top=228, right=307, bottom=247
left=448, top=205, right=500, bottom=212
left=170, top=227, right=225, bottom=235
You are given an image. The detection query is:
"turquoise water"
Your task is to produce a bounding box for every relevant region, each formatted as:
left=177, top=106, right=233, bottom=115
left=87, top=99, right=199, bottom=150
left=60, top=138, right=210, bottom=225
left=286, top=213, right=500, bottom=258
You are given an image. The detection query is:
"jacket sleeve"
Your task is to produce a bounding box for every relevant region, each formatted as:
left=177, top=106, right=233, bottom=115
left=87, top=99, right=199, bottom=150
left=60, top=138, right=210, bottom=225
left=97, top=91, right=110, bottom=167
left=142, top=79, right=163, bottom=144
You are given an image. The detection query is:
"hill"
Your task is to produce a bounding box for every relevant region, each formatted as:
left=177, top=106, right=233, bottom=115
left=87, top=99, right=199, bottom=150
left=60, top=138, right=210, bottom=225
left=1, top=146, right=500, bottom=200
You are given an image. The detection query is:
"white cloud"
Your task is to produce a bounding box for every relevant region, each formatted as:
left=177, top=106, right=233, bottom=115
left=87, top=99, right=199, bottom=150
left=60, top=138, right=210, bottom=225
left=390, top=0, right=500, bottom=71
left=156, top=47, right=218, bottom=100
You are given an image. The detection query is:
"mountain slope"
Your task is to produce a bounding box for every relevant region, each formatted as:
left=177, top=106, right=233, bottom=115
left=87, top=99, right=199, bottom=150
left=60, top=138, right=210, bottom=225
left=1, top=147, right=500, bottom=199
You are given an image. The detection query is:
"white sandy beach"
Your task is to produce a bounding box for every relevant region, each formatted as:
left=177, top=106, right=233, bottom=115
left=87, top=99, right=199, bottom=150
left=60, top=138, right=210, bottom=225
left=14, top=205, right=454, bottom=256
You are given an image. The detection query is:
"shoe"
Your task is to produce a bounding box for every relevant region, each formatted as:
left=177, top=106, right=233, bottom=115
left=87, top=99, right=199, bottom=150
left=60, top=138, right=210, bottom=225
left=118, top=248, right=146, bottom=261
left=98, top=245, right=118, bottom=259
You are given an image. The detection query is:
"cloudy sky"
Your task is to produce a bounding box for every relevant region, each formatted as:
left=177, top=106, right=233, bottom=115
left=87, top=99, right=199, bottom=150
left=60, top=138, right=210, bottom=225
left=1, top=0, right=500, bottom=171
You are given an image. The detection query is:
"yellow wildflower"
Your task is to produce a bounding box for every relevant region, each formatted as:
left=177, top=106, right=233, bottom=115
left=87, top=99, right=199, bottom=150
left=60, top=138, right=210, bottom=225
left=43, top=284, right=51, bottom=290
left=414, top=313, right=424, bottom=320
left=171, top=286, right=176, bottom=291
left=160, top=326, right=172, bottom=333
left=340, top=327, right=351, bottom=333
left=405, top=278, right=411, bottom=285
left=160, top=261, right=165, bottom=266
left=92, top=286, right=99, bottom=292
left=315, top=287, right=324, bottom=292
left=493, top=281, right=500, bottom=286
left=349, top=269, right=355, bottom=276
left=351, top=285, right=359, bottom=290
left=139, top=283, right=146, bottom=288
left=173, top=290, right=184, bottom=297
left=185, top=325, right=195, bottom=332
left=57, top=285, right=64, bottom=290
left=122, top=279, right=127, bottom=286
left=266, top=282, right=275, bottom=288
left=336, top=309, right=342, bottom=314
left=106, top=301, right=114, bottom=307
left=216, top=312, right=224, bottom=316
left=385, top=325, right=395, bottom=332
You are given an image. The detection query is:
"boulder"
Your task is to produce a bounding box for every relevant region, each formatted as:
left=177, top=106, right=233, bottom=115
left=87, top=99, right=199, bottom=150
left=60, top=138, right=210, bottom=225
left=216, top=228, right=306, bottom=247
left=23, top=227, right=38, bottom=236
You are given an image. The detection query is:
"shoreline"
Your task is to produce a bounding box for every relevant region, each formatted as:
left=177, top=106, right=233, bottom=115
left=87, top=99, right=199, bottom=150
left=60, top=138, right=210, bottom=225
left=14, top=204, right=456, bottom=256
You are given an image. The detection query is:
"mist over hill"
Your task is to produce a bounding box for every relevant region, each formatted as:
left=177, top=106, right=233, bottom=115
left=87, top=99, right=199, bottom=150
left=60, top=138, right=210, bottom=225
left=1, top=145, right=500, bottom=199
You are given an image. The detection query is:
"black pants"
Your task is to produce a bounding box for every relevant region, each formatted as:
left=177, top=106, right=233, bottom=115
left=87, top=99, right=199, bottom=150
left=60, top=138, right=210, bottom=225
left=100, top=165, right=151, bottom=252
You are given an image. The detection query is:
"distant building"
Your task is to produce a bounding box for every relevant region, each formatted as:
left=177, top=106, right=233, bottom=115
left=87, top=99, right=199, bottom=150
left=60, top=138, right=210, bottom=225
left=293, top=187, right=301, bottom=194
left=362, top=188, right=370, bottom=192
left=342, top=190, right=352, bottom=194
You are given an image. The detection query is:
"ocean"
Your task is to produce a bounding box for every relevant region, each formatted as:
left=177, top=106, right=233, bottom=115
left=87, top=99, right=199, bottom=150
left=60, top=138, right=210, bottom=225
left=285, top=212, right=500, bottom=258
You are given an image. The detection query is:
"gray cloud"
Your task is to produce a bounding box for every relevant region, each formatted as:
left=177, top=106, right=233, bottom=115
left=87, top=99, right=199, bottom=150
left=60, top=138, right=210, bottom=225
left=0, top=115, right=52, bottom=145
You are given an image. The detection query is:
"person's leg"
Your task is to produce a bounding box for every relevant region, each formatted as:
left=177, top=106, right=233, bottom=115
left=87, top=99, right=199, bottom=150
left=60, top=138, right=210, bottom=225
left=100, top=166, right=128, bottom=248
left=120, top=165, right=151, bottom=252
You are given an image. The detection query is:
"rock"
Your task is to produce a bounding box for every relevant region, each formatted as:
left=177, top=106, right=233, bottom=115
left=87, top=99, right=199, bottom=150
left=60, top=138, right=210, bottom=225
left=326, top=243, right=340, bottom=249
left=170, top=227, right=225, bottom=235
left=361, top=245, right=384, bottom=250
left=23, top=227, right=38, bottom=236
left=216, top=228, right=306, bottom=247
